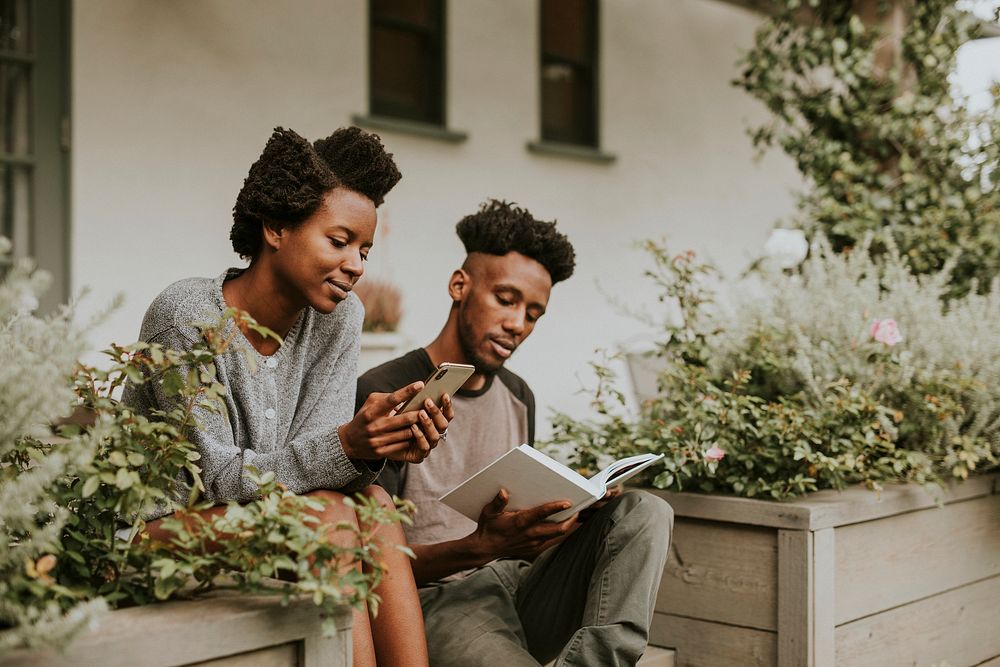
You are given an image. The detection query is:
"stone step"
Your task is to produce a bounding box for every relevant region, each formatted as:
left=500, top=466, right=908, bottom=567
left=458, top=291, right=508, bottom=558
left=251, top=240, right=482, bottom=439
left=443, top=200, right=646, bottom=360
left=544, top=646, right=675, bottom=667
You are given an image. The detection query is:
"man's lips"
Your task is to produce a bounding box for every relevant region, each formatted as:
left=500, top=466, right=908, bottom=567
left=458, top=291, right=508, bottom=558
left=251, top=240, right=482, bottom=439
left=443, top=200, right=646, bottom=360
left=489, top=338, right=515, bottom=359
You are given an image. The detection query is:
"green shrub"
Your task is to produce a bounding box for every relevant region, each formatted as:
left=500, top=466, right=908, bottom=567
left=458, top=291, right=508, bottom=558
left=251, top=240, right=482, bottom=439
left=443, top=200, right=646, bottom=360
left=0, top=240, right=411, bottom=651
left=547, top=238, right=999, bottom=499
left=737, top=0, right=1000, bottom=299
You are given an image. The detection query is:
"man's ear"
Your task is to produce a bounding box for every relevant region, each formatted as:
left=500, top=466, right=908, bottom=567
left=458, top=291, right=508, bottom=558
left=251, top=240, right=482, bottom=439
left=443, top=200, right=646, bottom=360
left=447, top=269, right=470, bottom=302
left=261, top=220, right=284, bottom=252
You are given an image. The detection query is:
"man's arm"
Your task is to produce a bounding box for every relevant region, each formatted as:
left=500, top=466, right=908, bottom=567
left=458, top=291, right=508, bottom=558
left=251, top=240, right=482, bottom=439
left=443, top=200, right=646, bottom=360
left=410, top=489, right=578, bottom=585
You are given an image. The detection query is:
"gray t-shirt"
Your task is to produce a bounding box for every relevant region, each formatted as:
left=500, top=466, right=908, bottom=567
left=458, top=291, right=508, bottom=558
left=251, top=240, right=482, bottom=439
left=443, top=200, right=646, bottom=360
left=357, top=349, right=533, bottom=547
left=124, top=269, right=379, bottom=518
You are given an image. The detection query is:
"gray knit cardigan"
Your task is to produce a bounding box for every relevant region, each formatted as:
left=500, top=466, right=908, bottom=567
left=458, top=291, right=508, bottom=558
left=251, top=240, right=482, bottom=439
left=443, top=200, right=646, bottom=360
left=123, top=269, right=380, bottom=518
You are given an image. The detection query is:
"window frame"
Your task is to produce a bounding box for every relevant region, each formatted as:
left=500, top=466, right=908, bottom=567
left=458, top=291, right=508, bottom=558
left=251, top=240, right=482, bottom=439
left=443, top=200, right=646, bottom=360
left=537, top=0, right=600, bottom=149
left=0, top=0, right=71, bottom=310
left=367, top=0, right=447, bottom=128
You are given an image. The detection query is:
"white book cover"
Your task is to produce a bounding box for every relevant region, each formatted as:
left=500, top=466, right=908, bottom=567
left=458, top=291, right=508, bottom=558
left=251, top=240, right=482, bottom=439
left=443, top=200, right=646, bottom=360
left=439, top=444, right=664, bottom=523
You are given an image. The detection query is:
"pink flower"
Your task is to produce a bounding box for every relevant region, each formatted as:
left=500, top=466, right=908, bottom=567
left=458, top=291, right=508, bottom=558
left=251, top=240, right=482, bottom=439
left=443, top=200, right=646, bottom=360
left=705, top=445, right=725, bottom=462
left=869, top=318, right=903, bottom=346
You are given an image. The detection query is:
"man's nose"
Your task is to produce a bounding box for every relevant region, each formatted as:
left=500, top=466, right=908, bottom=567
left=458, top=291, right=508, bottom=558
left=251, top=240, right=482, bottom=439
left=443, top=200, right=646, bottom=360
left=503, top=309, right=526, bottom=336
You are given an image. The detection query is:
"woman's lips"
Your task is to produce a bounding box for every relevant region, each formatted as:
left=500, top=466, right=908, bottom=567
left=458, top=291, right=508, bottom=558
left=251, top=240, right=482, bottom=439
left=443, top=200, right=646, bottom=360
left=326, top=279, right=351, bottom=300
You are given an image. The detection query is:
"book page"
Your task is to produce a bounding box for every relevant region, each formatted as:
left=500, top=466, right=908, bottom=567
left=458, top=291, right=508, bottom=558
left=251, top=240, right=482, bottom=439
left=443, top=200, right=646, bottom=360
left=440, top=445, right=601, bottom=523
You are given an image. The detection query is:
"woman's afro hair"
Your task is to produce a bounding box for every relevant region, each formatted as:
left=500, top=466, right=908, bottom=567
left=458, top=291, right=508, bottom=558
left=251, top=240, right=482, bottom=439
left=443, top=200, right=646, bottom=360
left=456, top=199, right=576, bottom=284
left=230, top=126, right=402, bottom=260
left=313, top=127, right=401, bottom=207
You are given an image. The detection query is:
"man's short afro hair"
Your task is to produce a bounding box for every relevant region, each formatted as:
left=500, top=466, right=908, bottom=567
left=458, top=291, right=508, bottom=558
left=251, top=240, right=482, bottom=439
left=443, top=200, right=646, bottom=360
left=230, top=126, right=401, bottom=260
left=313, top=127, right=401, bottom=207
left=456, top=199, right=576, bottom=284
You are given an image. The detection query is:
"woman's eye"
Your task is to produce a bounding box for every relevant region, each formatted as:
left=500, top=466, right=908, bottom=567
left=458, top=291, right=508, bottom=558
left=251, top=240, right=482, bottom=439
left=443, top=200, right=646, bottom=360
left=330, top=238, right=347, bottom=248
left=497, top=296, right=513, bottom=306
left=361, top=252, right=369, bottom=262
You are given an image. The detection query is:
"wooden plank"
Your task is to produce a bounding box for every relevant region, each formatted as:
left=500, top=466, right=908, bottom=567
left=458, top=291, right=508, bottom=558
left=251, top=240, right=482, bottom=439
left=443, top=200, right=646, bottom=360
left=303, top=625, right=352, bottom=667
left=835, top=494, right=1000, bottom=624
left=646, top=489, right=812, bottom=530
left=637, top=647, right=676, bottom=667
left=805, top=474, right=995, bottom=530
left=656, top=518, right=778, bottom=631
left=191, top=643, right=299, bottom=667
left=649, top=612, right=776, bottom=667
left=648, top=474, right=996, bottom=531
left=778, top=530, right=813, bottom=667
left=835, top=576, right=1000, bottom=667
left=812, top=528, right=835, bottom=667
left=0, top=592, right=352, bottom=667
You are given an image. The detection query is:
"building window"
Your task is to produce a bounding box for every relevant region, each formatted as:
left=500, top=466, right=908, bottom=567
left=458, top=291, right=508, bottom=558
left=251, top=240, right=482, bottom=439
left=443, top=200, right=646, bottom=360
left=369, top=0, right=445, bottom=126
left=539, top=0, right=598, bottom=147
left=0, top=0, right=70, bottom=309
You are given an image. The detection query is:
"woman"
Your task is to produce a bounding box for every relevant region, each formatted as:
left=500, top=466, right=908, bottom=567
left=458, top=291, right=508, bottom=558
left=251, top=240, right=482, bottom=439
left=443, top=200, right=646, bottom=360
left=124, top=127, right=444, bottom=666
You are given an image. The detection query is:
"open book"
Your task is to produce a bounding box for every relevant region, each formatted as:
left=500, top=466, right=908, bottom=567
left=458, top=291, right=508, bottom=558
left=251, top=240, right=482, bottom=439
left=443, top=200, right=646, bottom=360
left=440, top=445, right=665, bottom=523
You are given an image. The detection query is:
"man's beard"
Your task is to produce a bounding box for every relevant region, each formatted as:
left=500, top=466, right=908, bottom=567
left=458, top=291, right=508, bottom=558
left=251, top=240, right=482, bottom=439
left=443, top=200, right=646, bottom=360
left=458, top=308, right=504, bottom=375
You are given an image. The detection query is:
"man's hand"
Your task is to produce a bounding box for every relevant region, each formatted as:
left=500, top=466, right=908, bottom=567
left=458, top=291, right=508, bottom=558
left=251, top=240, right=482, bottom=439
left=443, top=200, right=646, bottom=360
left=339, top=382, right=454, bottom=463
left=469, top=488, right=579, bottom=562
left=577, top=485, right=622, bottom=522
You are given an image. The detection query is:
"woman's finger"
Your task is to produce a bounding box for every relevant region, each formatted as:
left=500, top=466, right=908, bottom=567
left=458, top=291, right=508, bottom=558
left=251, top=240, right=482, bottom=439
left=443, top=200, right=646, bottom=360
left=369, top=428, right=420, bottom=449
left=440, top=393, right=455, bottom=422
left=417, top=408, right=442, bottom=446
left=424, top=398, right=450, bottom=433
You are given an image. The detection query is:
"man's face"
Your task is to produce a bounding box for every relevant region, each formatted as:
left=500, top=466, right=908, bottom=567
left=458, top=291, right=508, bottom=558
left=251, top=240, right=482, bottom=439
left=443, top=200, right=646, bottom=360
left=455, top=252, right=553, bottom=373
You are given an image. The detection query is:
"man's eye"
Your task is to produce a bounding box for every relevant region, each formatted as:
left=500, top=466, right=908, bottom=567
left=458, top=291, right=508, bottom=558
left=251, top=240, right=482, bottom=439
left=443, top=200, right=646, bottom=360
left=330, top=238, right=347, bottom=248
left=497, top=296, right=513, bottom=306
left=361, top=252, right=369, bottom=262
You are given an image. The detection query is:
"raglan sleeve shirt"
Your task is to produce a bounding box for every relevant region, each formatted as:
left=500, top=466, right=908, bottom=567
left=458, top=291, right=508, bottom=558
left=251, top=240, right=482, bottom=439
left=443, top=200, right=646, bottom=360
left=123, top=272, right=380, bottom=516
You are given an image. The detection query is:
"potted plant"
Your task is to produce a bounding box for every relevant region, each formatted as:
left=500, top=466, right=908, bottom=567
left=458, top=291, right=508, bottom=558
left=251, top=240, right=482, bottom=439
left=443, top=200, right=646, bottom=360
left=354, top=278, right=406, bottom=373
left=0, top=241, right=411, bottom=666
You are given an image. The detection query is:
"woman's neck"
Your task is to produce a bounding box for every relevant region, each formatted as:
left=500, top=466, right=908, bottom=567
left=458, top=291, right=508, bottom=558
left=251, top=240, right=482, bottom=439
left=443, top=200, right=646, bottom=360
left=221, top=263, right=302, bottom=355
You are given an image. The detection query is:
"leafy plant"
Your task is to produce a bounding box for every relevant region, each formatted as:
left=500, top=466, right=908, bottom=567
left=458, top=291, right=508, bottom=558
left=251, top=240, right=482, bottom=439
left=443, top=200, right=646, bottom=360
left=1, top=239, right=412, bottom=651
left=547, top=238, right=999, bottom=500
left=737, top=0, right=1000, bottom=299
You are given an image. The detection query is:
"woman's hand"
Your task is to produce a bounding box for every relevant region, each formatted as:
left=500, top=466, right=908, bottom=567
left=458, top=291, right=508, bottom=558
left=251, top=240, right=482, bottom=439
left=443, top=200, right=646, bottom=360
left=339, top=382, right=455, bottom=463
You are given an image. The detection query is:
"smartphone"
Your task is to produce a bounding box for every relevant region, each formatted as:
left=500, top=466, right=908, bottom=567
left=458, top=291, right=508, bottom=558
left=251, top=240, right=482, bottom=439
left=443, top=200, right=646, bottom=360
left=397, top=363, right=475, bottom=413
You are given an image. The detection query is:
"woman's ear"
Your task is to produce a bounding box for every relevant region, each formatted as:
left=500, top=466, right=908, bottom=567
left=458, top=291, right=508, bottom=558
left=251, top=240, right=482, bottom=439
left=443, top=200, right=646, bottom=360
left=261, top=220, right=284, bottom=252
left=447, top=269, right=469, bottom=302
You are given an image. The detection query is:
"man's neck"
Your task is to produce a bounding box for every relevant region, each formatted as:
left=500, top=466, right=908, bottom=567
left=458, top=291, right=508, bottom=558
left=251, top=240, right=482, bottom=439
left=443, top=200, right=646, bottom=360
left=221, top=262, right=302, bottom=354
left=425, top=318, right=488, bottom=391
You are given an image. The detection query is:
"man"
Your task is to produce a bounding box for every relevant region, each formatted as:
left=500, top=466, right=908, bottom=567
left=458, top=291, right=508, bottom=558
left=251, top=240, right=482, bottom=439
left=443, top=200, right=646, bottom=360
left=357, top=200, right=673, bottom=666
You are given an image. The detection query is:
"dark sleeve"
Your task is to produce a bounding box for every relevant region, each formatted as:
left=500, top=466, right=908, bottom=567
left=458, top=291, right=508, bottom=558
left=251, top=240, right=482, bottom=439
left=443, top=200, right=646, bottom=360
left=356, top=351, right=432, bottom=497
left=497, top=369, right=536, bottom=446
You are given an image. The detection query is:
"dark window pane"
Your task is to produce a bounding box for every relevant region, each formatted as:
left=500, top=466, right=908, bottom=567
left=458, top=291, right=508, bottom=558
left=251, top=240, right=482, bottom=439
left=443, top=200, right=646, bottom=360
left=371, top=26, right=440, bottom=123
left=372, top=0, right=435, bottom=27
left=0, top=60, right=32, bottom=155
left=541, top=63, right=595, bottom=145
left=542, top=0, right=589, bottom=62
left=0, top=164, right=32, bottom=256
left=0, top=0, right=31, bottom=54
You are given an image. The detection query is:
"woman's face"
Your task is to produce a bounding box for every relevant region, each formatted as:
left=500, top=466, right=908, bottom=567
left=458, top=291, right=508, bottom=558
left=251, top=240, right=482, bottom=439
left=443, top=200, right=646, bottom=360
left=269, top=188, right=377, bottom=314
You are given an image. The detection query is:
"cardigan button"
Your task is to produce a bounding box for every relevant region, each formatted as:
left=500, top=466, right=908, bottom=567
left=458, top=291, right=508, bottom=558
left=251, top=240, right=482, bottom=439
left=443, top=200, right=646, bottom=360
left=264, top=408, right=276, bottom=420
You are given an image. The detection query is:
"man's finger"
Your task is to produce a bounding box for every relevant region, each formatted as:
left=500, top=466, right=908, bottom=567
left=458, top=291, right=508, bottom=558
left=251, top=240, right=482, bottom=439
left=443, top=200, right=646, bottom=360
left=483, top=489, right=509, bottom=517
left=519, top=500, right=573, bottom=525
left=440, top=393, right=455, bottom=422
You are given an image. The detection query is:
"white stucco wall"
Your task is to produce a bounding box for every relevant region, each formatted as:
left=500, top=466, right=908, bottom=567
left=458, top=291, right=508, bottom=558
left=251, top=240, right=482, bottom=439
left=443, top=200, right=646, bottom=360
left=71, top=0, right=800, bottom=436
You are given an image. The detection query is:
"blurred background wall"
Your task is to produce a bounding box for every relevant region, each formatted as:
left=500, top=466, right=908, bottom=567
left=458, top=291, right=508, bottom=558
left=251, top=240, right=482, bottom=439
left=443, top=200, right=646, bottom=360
left=64, top=0, right=807, bottom=435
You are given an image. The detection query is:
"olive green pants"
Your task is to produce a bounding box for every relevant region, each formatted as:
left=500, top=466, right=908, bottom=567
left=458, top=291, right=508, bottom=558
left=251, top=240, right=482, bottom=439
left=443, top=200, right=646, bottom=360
left=418, top=491, right=673, bottom=667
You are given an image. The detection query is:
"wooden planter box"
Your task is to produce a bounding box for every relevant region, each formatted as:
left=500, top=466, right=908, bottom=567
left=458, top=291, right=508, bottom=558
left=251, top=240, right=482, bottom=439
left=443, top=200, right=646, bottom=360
left=0, top=591, right=352, bottom=667
left=646, top=473, right=1000, bottom=667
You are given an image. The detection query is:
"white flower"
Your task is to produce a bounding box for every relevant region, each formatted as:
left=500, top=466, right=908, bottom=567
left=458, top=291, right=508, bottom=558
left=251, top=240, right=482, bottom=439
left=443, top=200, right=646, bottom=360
left=764, top=228, right=809, bottom=269
left=18, top=289, right=39, bottom=314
